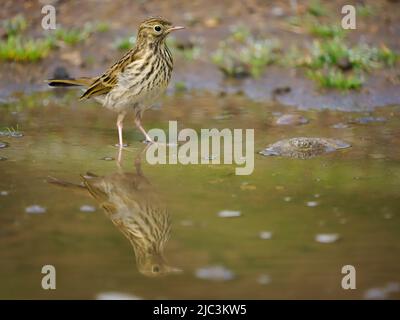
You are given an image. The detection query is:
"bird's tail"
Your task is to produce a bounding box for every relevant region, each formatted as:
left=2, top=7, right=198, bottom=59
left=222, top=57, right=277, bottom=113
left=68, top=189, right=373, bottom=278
left=47, top=77, right=94, bottom=87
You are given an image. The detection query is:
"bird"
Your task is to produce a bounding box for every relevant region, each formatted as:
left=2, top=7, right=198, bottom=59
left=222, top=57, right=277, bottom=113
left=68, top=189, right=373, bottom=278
left=47, top=152, right=180, bottom=277
left=47, top=17, right=184, bottom=146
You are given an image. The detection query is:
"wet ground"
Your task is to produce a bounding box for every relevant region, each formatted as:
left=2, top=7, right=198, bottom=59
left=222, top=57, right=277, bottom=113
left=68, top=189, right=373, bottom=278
left=1, top=90, right=400, bottom=299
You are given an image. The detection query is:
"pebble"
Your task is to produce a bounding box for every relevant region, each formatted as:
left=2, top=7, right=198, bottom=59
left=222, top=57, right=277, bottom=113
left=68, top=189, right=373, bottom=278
left=217, top=210, right=241, bottom=218
left=257, top=274, right=271, bottom=285
left=80, top=205, right=96, bottom=213
left=332, top=122, right=349, bottom=129
left=195, top=265, right=235, bottom=281
left=95, top=292, right=142, bottom=300
left=259, top=231, right=273, bottom=240
left=315, top=233, right=340, bottom=244
left=0, top=190, right=9, bottom=196
left=275, top=114, right=309, bottom=126
left=306, top=201, right=319, bottom=207
left=100, top=156, right=114, bottom=161
left=25, top=205, right=46, bottom=214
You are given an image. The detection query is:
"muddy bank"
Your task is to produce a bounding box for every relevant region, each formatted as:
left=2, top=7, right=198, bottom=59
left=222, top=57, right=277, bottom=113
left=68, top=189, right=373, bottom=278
left=0, top=0, right=399, bottom=110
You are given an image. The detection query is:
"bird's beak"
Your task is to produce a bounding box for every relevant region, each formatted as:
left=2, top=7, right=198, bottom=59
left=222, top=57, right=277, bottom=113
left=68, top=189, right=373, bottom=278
left=167, top=26, right=185, bottom=33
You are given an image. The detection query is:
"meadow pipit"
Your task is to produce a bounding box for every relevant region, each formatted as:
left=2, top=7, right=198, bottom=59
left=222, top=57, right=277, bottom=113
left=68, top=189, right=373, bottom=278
left=48, top=17, right=184, bottom=146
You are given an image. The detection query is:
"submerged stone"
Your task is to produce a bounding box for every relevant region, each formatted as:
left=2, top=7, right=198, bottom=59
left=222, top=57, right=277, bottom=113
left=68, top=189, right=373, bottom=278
left=275, top=114, right=309, bottom=126
left=260, top=137, right=351, bottom=159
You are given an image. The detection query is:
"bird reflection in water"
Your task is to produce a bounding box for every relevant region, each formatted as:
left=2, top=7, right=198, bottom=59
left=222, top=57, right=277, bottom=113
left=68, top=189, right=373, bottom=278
left=48, top=147, right=180, bottom=277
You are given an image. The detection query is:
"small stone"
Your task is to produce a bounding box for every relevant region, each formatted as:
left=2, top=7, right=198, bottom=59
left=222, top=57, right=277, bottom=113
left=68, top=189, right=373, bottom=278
left=204, top=17, right=221, bottom=28
left=275, top=114, right=308, bottom=126
left=257, top=274, right=271, bottom=285
left=80, top=205, right=96, bottom=213
left=332, top=122, right=349, bottom=129
left=307, top=201, right=319, bottom=207
left=259, top=231, right=273, bottom=240
left=0, top=190, right=9, bottom=196
left=315, top=233, right=340, bottom=244
left=95, top=292, right=142, bottom=300
left=195, top=265, right=234, bottom=281
left=271, top=6, right=284, bottom=16
left=363, top=288, right=387, bottom=300
left=25, top=205, right=46, bottom=214
left=218, top=210, right=241, bottom=218
left=283, top=196, right=292, bottom=202
left=100, top=156, right=115, bottom=161
left=180, top=220, right=194, bottom=227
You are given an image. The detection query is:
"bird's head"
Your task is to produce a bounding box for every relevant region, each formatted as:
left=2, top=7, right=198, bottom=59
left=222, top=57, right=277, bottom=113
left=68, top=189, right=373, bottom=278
left=137, top=17, right=184, bottom=44
left=137, top=253, right=182, bottom=277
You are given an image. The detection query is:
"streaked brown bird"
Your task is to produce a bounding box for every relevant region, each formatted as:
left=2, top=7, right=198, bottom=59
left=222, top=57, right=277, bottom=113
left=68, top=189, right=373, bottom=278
left=48, top=17, right=184, bottom=146
left=48, top=158, right=180, bottom=277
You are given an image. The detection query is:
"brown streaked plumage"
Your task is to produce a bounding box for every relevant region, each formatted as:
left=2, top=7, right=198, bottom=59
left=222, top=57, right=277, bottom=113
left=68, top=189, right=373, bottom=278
left=48, top=17, right=184, bottom=146
left=47, top=158, right=180, bottom=277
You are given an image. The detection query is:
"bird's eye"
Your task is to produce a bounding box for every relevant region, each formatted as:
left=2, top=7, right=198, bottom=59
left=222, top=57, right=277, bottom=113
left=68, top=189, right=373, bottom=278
left=154, top=25, right=162, bottom=32
left=152, top=265, right=160, bottom=273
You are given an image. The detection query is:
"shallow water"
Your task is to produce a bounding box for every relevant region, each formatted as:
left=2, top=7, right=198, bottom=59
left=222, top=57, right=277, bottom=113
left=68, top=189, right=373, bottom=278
left=0, top=90, right=400, bottom=299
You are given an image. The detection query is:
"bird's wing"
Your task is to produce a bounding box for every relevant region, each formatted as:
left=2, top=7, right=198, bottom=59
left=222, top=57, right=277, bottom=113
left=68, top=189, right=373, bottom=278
left=80, top=48, right=138, bottom=100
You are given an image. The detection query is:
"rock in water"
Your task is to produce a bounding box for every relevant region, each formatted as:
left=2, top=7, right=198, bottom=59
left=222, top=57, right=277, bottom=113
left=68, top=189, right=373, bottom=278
left=259, top=137, right=351, bottom=159
left=275, top=114, right=309, bottom=126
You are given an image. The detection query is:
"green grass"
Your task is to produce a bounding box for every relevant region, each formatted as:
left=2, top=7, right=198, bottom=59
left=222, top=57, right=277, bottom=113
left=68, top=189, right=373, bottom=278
left=212, top=27, right=280, bottom=78
left=113, top=36, right=136, bottom=50
left=356, top=4, right=374, bottom=17
left=307, top=69, right=364, bottom=90
left=309, top=23, right=345, bottom=39
left=95, top=22, right=110, bottom=33
left=307, top=0, right=327, bottom=17
left=167, top=37, right=202, bottom=61
left=2, top=14, right=28, bottom=36
left=0, top=35, right=54, bottom=62
left=53, top=25, right=93, bottom=45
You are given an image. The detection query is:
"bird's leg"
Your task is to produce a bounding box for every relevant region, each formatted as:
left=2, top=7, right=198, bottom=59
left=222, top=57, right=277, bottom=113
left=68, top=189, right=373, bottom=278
left=116, top=112, right=127, bottom=148
left=134, top=116, right=153, bottom=144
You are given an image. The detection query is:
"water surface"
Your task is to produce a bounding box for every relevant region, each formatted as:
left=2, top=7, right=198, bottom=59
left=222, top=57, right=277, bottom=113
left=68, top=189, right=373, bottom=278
left=0, top=90, right=399, bottom=299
